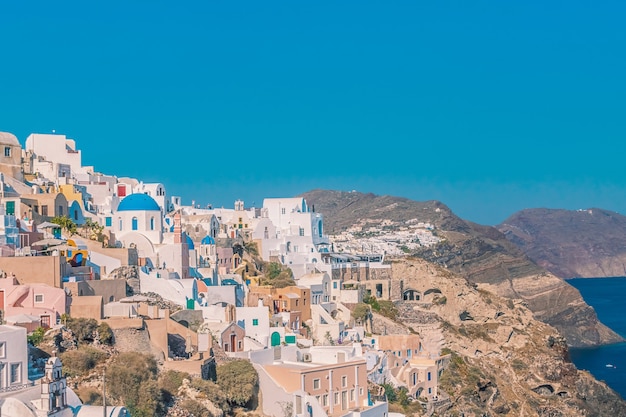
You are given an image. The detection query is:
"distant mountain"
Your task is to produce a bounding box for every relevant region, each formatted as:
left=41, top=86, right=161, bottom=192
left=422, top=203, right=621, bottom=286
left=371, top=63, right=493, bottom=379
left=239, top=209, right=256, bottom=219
left=299, top=189, right=623, bottom=347
left=497, top=208, right=626, bottom=279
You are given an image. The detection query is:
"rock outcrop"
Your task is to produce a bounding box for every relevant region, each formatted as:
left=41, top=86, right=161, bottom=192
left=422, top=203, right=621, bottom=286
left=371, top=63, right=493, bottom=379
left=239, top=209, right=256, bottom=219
left=384, top=257, right=626, bottom=416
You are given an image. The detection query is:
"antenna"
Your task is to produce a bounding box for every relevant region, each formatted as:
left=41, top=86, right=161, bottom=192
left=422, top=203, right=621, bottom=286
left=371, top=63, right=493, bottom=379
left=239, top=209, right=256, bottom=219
left=103, top=368, right=107, bottom=417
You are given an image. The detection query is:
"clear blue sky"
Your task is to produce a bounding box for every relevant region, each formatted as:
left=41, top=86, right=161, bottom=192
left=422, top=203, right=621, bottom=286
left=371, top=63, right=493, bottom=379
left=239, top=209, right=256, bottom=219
left=1, top=1, right=625, bottom=225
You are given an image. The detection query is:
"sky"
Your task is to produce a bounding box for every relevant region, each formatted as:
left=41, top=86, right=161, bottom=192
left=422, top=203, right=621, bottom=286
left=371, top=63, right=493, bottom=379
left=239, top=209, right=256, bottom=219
left=1, top=1, right=625, bottom=226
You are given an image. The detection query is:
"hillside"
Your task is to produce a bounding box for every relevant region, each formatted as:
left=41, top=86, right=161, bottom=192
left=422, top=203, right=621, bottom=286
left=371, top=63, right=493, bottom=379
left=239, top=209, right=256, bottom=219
left=497, top=208, right=626, bottom=279
left=299, top=189, right=623, bottom=348
left=385, top=257, right=626, bottom=416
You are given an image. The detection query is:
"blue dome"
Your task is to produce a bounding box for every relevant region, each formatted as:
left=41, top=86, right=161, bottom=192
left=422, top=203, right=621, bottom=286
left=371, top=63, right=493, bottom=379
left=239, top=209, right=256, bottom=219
left=117, top=194, right=161, bottom=212
left=201, top=235, right=215, bottom=245
left=186, top=235, right=195, bottom=249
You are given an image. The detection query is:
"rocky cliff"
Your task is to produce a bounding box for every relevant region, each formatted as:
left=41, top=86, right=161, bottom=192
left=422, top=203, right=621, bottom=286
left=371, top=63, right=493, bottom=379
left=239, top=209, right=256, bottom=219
left=384, top=257, right=626, bottom=416
left=300, top=190, right=623, bottom=347
left=497, top=208, right=626, bottom=279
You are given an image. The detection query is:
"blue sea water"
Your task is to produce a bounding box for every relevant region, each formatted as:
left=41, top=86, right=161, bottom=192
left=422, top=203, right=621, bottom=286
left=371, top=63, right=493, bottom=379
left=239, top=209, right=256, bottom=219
left=567, top=277, right=626, bottom=400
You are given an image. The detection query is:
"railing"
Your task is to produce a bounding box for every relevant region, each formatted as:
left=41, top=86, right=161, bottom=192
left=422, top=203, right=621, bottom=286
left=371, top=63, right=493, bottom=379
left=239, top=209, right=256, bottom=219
left=0, top=380, right=35, bottom=393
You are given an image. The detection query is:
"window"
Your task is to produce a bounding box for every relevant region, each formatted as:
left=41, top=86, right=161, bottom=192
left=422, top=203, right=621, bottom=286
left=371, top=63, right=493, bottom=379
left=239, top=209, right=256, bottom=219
left=359, top=387, right=364, bottom=396
left=428, top=387, right=432, bottom=394
left=341, top=375, right=347, bottom=387
left=322, top=394, right=328, bottom=406
left=281, top=208, right=286, bottom=215
left=252, top=319, right=259, bottom=326
left=299, top=227, right=305, bottom=236
left=313, top=378, right=321, bottom=390
left=333, top=282, right=337, bottom=289
left=427, top=371, right=431, bottom=381
left=150, top=217, right=155, bottom=230
left=3, top=146, right=10, bottom=157
left=10, top=363, right=21, bottom=384
left=34, top=294, right=44, bottom=303
left=105, top=217, right=112, bottom=227
left=295, top=300, right=299, bottom=307
left=238, top=341, right=242, bottom=350
left=407, top=349, right=412, bottom=358
left=119, top=218, right=123, bottom=230
left=58, top=206, right=63, bottom=216
left=41, top=205, right=48, bottom=216
left=0, top=341, right=5, bottom=358
left=334, top=392, right=339, bottom=405
left=350, top=389, right=355, bottom=402
left=132, top=217, right=138, bottom=230
left=74, top=210, right=78, bottom=220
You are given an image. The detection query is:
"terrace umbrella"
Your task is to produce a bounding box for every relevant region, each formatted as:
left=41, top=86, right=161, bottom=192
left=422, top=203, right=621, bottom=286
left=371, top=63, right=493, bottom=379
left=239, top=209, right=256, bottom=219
left=31, top=238, right=66, bottom=247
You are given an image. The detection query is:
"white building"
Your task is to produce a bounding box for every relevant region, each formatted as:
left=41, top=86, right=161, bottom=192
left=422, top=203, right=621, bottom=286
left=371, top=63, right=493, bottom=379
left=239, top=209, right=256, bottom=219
left=25, top=133, right=90, bottom=181
left=297, top=272, right=331, bottom=304
left=111, top=193, right=163, bottom=259
left=236, top=304, right=271, bottom=350
left=0, top=325, right=29, bottom=391
left=257, top=198, right=330, bottom=279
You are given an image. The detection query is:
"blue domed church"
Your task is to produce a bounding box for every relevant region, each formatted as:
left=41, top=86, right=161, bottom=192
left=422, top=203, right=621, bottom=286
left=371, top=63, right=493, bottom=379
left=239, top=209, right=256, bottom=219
left=112, top=193, right=163, bottom=260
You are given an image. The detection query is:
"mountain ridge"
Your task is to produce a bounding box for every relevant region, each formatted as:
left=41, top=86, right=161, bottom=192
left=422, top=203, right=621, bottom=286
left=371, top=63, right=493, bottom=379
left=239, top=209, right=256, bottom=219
left=497, top=207, right=626, bottom=279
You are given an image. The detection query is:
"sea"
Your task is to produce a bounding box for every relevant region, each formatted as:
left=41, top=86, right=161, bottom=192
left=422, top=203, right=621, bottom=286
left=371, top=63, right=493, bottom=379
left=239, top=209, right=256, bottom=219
left=567, top=277, right=626, bottom=400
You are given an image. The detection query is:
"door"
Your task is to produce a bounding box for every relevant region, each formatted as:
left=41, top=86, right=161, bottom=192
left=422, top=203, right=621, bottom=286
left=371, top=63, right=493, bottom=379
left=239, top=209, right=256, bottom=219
left=230, top=334, right=236, bottom=352
left=271, top=331, right=281, bottom=347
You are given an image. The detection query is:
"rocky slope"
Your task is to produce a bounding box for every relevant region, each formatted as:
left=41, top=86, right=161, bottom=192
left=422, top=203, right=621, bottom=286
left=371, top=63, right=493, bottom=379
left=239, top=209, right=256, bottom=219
left=300, top=190, right=622, bottom=347
left=497, top=208, right=626, bottom=279
left=385, top=257, right=626, bottom=416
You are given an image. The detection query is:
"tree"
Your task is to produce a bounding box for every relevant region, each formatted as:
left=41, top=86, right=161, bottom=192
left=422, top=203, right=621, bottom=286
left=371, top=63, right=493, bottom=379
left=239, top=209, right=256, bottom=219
left=65, top=317, right=99, bottom=345
left=352, top=303, right=370, bottom=325
left=27, top=327, right=46, bottom=346
left=260, top=262, right=295, bottom=288
left=242, top=240, right=259, bottom=257
left=97, top=322, right=114, bottom=345
left=217, top=359, right=259, bottom=407
left=82, top=218, right=105, bottom=241
left=107, top=352, right=162, bottom=416
left=51, top=215, right=77, bottom=235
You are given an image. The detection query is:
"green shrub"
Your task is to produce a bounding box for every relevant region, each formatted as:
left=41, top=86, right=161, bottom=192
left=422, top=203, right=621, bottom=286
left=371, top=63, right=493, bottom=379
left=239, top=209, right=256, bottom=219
left=159, top=370, right=190, bottom=403
left=190, top=377, right=230, bottom=412
left=107, top=352, right=162, bottom=416
left=27, top=327, right=46, bottom=346
left=97, top=322, right=114, bottom=345
left=378, top=300, right=398, bottom=320
left=217, top=359, right=259, bottom=407
left=65, top=317, right=99, bottom=345
left=59, top=346, right=107, bottom=377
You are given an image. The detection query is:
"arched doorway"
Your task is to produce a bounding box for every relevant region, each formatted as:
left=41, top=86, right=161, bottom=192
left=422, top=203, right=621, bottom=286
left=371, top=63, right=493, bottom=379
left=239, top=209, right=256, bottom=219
left=271, top=331, right=281, bottom=347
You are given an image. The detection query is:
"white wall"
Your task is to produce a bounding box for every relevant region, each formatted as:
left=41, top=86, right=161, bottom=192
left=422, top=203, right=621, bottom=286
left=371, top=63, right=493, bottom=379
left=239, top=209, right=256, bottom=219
left=88, top=251, right=122, bottom=278
left=0, top=325, right=28, bottom=388
left=236, top=306, right=271, bottom=348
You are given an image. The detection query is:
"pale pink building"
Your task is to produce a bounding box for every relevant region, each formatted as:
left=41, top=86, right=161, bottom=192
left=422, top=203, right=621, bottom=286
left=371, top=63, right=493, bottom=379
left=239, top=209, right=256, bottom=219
left=0, top=277, right=67, bottom=330
left=374, top=334, right=447, bottom=400
left=263, top=347, right=369, bottom=417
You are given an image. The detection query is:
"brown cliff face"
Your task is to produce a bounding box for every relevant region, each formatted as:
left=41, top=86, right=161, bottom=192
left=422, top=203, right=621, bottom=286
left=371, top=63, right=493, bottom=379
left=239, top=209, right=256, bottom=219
left=385, top=258, right=626, bottom=416
left=300, top=190, right=623, bottom=347
left=497, top=208, right=626, bottom=279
